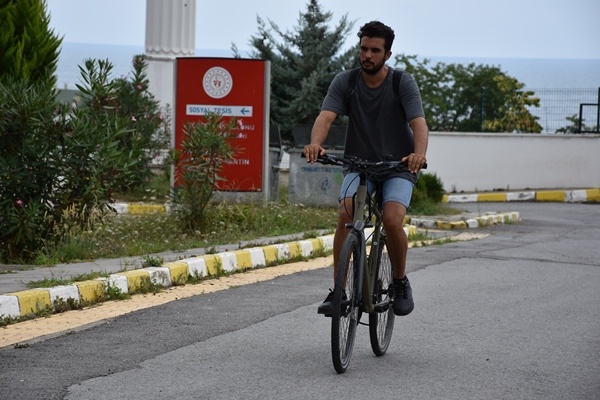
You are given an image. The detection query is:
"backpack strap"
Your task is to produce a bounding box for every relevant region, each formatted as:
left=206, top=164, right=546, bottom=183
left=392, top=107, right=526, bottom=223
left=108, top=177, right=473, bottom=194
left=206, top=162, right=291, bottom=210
left=392, top=69, right=403, bottom=99
left=344, top=67, right=362, bottom=110
left=392, top=69, right=407, bottom=119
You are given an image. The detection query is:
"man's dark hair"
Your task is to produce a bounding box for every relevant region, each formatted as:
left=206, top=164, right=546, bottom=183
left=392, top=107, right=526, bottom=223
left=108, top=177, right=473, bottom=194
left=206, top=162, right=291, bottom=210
left=357, top=21, right=395, bottom=52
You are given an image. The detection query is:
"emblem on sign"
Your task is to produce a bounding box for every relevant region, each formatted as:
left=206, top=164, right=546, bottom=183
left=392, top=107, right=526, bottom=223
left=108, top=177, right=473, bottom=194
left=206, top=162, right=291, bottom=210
left=203, top=67, right=233, bottom=99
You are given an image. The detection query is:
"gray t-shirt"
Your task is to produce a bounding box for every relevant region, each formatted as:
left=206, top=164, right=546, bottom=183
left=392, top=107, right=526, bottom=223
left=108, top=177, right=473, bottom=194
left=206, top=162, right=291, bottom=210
left=321, top=67, right=425, bottom=182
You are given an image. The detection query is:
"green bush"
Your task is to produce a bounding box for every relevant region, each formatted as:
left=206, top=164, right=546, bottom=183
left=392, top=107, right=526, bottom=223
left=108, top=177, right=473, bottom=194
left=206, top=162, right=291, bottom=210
left=411, top=172, right=445, bottom=206
left=169, top=113, right=239, bottom=231
left=112, top=55, right=170, bottom=190
left=0, top=74, right=124, bottom=261
left=75, top=57, right=170, bottom=193
left=1, top=55, right=170, bottom=262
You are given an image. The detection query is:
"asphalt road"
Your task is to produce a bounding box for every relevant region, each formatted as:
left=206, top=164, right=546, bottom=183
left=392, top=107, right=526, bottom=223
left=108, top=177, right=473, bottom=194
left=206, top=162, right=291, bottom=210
left=1, top=202, right=599, bottom=400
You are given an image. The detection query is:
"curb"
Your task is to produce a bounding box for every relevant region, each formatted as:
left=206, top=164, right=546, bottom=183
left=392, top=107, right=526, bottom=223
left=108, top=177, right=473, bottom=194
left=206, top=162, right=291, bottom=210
left=443, top=188, right=599, bottom=203
left=408, top=211, right=521, bottom=230
left=0, top=233, right=335, bottom=319
left=110, top=202, right=168, bottom=214
left=0, top=212, right=521, bottom=320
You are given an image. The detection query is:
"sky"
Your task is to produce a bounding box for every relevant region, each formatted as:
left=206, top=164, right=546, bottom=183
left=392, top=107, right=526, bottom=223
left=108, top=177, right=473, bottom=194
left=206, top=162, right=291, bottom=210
left=45, top=0, right=600, bottom=60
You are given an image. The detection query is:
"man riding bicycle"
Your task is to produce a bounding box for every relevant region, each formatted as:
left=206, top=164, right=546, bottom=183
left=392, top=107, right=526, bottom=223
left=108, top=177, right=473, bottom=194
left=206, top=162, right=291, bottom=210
left=303, top=21, right=429, bottom=317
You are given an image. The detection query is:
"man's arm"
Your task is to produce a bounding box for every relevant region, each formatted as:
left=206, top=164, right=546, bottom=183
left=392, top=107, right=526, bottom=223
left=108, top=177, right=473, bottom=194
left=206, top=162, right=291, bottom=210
left=303, top=110, right=337, bottom=163
left=403, top=116, right=429, bottom=173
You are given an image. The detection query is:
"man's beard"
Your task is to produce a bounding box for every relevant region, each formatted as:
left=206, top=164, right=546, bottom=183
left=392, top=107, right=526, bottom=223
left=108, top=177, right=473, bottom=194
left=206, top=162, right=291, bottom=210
left=361, top=58, right=385, bottom=75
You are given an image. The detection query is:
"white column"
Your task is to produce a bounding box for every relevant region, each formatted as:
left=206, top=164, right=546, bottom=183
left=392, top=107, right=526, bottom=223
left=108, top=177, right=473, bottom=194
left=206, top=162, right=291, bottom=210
left=145, top=0, right=196, bottom=109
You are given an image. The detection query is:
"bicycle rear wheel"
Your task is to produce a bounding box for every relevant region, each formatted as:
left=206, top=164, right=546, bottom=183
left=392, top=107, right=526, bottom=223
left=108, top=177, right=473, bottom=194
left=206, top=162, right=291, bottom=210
left=369, top=233, right=395, bottom=356
left=331, top=232, right=360, bottom=374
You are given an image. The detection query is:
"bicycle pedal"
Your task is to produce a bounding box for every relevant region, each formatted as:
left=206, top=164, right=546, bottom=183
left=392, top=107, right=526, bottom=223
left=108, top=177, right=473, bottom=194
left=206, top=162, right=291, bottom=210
left=373, top=301, right=391, bottom=312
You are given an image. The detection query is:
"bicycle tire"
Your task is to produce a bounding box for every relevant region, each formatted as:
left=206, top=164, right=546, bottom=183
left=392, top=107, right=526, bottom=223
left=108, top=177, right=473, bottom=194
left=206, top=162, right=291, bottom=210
left=369, top=233, right=395, bottom=356
left=331, top=232, right=360, bottom=373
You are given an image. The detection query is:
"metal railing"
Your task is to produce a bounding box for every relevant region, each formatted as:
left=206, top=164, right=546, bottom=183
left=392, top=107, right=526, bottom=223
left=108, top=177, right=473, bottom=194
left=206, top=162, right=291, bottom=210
left=527, top=88, right=600, bottom=134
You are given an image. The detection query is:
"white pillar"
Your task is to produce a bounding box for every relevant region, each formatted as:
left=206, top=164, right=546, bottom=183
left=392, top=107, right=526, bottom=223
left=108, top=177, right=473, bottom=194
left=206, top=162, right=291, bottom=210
left=145, top=0, right=196, bottom=109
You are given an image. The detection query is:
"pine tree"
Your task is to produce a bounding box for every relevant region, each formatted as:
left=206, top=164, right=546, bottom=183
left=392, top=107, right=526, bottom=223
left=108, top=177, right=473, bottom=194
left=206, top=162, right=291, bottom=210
left=244, top=0, right=357, bottom=140
left=0, top=0, right=62, bottom=86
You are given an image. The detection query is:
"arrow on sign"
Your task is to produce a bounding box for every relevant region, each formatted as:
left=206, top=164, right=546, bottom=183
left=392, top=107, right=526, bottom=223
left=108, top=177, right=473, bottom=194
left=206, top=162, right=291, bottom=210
left=186, top=105, right=253, bottom=117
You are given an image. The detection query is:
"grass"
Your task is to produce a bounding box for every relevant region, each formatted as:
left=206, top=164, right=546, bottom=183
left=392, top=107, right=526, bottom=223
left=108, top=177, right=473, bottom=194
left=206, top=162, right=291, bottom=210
left=0, top=185, right=461, bottom=329
left=114, top=170, right=171, bottom=203
left=31, top=200, right=340, bottom=265
left=26, top=271, right=110, bottom=289
left=31, top=201, right=461, bottom=265
left=25, top=174, right=461, bottom=265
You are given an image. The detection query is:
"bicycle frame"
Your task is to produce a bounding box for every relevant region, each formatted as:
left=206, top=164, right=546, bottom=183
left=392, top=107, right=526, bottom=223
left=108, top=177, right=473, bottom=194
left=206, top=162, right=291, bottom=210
left=311, top=152, right=412, bottom=316
left=312, top=153, right=422, bottom=373
left=349, top=172, right=385, bottom=314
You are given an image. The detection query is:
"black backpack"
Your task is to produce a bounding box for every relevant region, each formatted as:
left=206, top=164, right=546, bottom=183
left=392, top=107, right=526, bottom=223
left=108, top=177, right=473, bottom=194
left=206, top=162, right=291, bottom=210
left=344, top=67, right=405, bottom=116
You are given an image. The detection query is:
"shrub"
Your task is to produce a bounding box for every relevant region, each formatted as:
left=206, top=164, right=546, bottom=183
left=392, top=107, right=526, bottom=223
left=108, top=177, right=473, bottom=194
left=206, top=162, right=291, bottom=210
left=411, top=172, right=445, bottom=206
left=169, top=113, right=239, bottom=231
left=112, top=55, right=170, bottom=190
left=0, top=56, right=170, bottom=262
left=75, top=57, right=170, bottom=193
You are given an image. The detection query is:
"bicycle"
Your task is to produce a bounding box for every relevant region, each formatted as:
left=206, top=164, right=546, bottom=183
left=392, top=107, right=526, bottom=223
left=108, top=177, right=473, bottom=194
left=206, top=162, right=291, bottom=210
left=315, top=153, right=425, bottom=373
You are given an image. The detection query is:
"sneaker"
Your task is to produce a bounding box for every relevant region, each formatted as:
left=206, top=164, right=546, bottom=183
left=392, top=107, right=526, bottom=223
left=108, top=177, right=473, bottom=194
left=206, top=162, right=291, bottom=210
left=317, top=290, right=348, bottom=317
left=317, top=290, right=334, bottom=316
left=393, top=277, right=414, bottom=316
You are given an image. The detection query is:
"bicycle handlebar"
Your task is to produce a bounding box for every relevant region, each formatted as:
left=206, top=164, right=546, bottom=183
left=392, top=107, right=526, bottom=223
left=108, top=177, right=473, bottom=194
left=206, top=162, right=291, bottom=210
left=314, top=153, right=427, bottom=172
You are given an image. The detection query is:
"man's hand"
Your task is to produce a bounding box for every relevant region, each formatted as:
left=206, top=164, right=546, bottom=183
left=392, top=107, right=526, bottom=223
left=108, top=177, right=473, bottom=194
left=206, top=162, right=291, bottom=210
left=305, top=111, right=336, bottom=162
left=303, top=144, right=326, bottom=163
left=401, top=153, right=427, bottom=174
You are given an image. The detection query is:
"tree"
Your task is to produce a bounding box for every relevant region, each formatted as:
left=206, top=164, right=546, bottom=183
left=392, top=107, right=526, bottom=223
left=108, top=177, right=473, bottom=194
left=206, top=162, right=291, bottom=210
left=0, top=0, right=169, bottom=261
left=556, top=114, right=598, bottom=134
left=0, top=0, right=62, bottom=86
left=395, top=54, right=542, bottom=133
left=481, top=74, right=543, bottom=133
left=242, top=0, right=358, bottom=140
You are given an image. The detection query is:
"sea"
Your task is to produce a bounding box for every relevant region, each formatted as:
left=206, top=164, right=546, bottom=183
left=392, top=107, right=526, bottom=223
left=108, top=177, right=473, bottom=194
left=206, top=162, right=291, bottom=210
left=56, top=42, right=600, bottom=133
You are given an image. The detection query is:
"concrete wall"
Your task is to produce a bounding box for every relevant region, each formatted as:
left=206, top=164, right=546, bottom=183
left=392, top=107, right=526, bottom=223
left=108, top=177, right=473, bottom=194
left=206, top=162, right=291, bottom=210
left=427, top=133, right=600, bottom=192
left=287, top=133, right=600, bottom=206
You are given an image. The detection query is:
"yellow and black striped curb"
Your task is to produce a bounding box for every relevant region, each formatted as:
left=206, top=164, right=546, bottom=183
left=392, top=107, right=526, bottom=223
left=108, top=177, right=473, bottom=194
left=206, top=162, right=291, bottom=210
left=443, top=188, right=599, bottom=203
left=407, top=211, right=520, bottom=230
left=0, top=226, right=423, bottom=319
left=2, top=213, right=525, bottom=319
left=0, top=235, right=327, bottom=319
left=110, top=203, right=168, bottom=214
left=0, top=227, right=407, bottom=319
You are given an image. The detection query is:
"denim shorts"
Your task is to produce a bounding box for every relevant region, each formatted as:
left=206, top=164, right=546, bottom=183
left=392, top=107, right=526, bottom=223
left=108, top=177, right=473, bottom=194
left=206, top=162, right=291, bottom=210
left=338, top=173, right=414, bottom=209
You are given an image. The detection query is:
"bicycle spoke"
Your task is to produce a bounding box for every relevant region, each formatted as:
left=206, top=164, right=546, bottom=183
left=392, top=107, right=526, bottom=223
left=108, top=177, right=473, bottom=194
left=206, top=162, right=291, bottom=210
left=331, top=233, right=360, bottom=373
left=369, top=234, right=395, bottom=356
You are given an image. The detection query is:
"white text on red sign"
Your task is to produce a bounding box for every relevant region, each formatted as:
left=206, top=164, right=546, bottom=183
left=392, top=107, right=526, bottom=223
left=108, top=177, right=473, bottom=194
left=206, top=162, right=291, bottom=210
left=186, top=104, right=253, bottom=117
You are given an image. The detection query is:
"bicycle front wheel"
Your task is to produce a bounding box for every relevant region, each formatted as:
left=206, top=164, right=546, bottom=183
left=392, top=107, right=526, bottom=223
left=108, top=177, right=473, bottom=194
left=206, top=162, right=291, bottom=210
left=369, top=233, right=395, bottom=356
left=331, top=232, right=360, bottom=374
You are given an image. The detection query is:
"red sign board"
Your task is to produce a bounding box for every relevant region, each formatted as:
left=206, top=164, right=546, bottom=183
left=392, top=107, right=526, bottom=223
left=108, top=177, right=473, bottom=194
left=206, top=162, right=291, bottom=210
left=174, top=58, right=269, bottom=192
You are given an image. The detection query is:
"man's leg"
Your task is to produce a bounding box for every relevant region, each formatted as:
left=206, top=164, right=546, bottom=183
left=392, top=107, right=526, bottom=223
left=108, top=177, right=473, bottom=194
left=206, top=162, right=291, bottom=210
left=381, top=177, right=415, bottom=316
left=333, top=197, right=353, bottom=279
left=382, top=202, right=408, bottom=280
left=317, top=174, right=357, bottom=315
